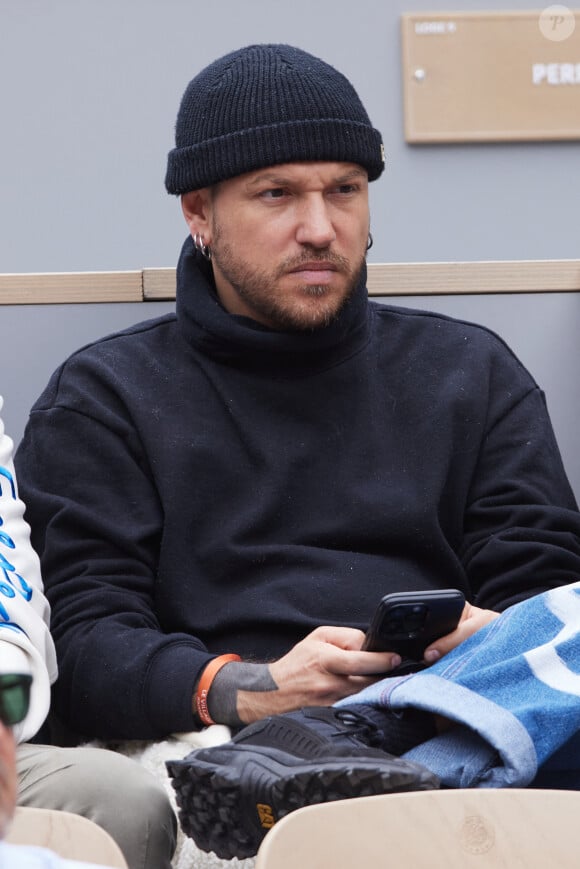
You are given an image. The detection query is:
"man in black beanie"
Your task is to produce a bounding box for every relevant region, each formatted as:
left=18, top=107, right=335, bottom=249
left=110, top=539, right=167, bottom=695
left=164, top=43, right=384, bottom=333
left=15, top=44, right=580, bottom=862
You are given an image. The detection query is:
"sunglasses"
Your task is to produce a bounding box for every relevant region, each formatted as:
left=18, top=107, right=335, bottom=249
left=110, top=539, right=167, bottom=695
left=0, top=673, right=32, bottom=727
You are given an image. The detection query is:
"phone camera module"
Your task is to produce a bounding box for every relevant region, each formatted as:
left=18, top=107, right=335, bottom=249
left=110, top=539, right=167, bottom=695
left=402, top=604, right=427, bottom=635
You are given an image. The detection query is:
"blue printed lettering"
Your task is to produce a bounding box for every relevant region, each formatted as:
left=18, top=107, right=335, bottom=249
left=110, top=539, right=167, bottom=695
left=0, top=570, right=16, bottom=597
left=0, top=621, right=24, bottom=634
left=0, top=466, right=16, bottom=500
left=0, top=528, right=16, bottom=549
left=0, top=464, right=35, bottom=615
left=0, top=551, right=16, bottom=575
left=11, top=573, right=33, bottom=601
left=0, top=596, right=9, bottom=621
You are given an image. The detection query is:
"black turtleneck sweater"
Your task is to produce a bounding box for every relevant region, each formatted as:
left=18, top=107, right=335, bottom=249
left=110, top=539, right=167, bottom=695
left=15, top=237, right=580, bottom=740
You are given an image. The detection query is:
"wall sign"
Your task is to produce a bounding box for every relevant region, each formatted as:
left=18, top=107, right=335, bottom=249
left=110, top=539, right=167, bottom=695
left=401, top=8, right=580, bottom=142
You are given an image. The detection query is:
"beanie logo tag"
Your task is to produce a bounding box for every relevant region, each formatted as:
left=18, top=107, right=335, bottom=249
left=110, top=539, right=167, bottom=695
left=380, top=143, right=386, bottom=165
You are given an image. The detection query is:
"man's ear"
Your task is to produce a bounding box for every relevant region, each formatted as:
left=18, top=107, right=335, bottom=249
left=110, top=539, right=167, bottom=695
left=181, top=189, right=213, bottom=241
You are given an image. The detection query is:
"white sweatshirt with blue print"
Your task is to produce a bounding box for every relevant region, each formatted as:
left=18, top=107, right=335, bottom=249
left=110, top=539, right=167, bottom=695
left=0, top=397, right=56, bottom=743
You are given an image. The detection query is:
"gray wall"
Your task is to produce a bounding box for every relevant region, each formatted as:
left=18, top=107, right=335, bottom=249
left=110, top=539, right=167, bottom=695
left=3, top=0, right=579, bottom=271
left=1, top=0, right=579, bottom=496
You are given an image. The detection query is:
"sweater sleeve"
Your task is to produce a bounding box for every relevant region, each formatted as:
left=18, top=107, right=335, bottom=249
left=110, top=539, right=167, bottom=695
left=0, top=397, right=57, bottom=744
left=459, top=358, right=580, bottom=611
left=15, top=370, right=213, bottom=741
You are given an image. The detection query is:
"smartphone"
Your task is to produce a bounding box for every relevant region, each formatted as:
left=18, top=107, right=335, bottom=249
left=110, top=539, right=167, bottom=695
left=361, top=589, right=466, bottom=668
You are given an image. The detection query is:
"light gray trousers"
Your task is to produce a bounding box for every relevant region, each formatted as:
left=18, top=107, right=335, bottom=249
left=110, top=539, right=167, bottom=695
left=16, top=743, right=177, bottom=869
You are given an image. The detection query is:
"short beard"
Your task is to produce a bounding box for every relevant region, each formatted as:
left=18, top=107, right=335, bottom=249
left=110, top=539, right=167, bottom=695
left=210, top=230, right=365, bottom=332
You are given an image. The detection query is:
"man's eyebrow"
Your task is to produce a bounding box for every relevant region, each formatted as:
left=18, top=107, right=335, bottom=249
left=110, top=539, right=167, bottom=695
left=245, top=173, right=293, bottom=189
left=334, top=169, right=367, bottom=183
left=245, top=167, right=367, bottom=189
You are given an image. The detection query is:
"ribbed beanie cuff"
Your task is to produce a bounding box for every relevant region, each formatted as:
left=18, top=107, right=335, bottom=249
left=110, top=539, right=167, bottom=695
left=165, top=44, right=385, bottom=193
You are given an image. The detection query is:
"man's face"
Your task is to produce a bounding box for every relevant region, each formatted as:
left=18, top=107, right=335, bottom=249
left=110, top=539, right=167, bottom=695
left=184, top=161, right=370, bottom=331
left=0, top=723, right=16, bottom=838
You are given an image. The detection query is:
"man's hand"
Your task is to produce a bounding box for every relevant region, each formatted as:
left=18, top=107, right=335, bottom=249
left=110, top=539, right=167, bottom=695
left=206, top=606, right=498, bottom=727
left=208, top=625, right=402, bottom=727
left=424, top=602, right=499, bottom=663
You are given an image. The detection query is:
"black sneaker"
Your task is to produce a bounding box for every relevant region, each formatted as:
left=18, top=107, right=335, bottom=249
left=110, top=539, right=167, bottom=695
left=166, top=705, right=439, bottom=859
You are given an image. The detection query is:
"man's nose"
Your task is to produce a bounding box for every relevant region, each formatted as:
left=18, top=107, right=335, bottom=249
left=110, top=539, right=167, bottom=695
left=295, top=196, right=337, bottom=248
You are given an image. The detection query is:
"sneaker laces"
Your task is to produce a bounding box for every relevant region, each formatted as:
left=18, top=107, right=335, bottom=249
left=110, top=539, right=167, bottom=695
left=331, top=708, right=385, bottom=748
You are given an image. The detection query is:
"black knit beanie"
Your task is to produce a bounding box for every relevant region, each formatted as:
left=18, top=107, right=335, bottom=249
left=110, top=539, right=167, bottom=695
left=165, top=43, right=385, bottom=194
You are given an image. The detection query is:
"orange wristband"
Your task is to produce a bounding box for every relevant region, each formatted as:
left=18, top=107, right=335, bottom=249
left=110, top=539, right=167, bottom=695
left=195, top=654, right=241, bottom=726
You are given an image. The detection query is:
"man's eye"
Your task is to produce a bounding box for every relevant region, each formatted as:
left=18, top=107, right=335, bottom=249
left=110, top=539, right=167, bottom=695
left=261, top=188, right=286, bottom=199
left=336, top=184, right=357, bottom=195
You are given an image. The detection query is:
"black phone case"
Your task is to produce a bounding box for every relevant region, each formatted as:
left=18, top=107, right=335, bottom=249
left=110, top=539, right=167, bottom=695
left=362, top=589, right=465, bottom=660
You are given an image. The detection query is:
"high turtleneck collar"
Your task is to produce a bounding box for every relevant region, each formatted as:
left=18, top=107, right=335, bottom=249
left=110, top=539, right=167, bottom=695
left=175, top=235, right=370, bottom=377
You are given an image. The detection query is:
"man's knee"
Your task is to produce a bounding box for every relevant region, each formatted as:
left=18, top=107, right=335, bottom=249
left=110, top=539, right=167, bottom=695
left=17, top=743, right=176, bottom=869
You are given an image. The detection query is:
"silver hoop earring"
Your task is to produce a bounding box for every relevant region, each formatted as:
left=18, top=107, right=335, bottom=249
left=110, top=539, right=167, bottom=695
left=193, top=232, right=212, bottom=261
left=366, top=233, right=374, bottom=252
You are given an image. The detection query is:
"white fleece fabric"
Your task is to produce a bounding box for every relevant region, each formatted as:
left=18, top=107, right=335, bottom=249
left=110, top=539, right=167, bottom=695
left=95, top=727, right=256, bottom=869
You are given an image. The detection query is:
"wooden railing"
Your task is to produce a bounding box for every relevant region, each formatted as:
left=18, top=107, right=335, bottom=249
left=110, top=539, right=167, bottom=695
left=1, top=260, right=579, bottom=305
